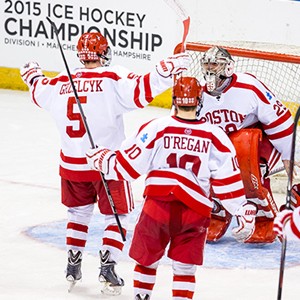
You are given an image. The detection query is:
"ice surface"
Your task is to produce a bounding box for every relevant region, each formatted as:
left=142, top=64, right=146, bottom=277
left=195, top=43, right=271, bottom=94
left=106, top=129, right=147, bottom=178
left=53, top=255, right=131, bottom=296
left=0, top=89, right=299, bottom=300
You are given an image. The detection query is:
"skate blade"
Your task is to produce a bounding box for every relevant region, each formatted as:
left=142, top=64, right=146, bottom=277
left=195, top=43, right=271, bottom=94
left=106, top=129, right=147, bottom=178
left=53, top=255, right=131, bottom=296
left=100, top=282, right=122, bottom=296
left=66, top=276, right=81, bottom=293
left=68, top=281, right=77, bottom=293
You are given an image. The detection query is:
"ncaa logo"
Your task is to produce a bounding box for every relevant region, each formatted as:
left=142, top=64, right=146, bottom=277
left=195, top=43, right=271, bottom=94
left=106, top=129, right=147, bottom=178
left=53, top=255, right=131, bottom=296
left=184, top=128, right=192, bottom=135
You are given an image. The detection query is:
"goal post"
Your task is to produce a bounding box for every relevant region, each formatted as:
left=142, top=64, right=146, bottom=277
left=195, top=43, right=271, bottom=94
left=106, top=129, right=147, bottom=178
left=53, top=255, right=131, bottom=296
left=174, top=42, right=300, bottom=118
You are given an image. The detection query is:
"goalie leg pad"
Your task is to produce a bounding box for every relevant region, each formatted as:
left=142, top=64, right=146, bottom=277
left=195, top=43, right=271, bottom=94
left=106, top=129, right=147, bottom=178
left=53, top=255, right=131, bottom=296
left=229, top=128, right=262, bottom=198
left=229, top=129, right=279, bottom=243
left=245, top=217, right=277, bottom=243
left=229, top=129, right=279, bottom=216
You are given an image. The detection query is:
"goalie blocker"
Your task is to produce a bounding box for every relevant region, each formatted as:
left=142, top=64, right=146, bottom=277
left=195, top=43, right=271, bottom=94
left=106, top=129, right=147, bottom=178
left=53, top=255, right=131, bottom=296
left=207, top=128, right=293, bottom=243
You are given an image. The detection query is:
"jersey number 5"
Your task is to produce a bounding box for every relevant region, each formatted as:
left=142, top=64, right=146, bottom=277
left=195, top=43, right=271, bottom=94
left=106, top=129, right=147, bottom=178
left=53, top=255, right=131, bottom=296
left=66, top=96, right=87, bottom=138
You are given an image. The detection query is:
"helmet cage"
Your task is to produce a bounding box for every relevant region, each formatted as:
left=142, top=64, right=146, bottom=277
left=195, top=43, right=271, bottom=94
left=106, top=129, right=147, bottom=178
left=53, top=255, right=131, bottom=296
left=201, top=47, right=234, bottom=92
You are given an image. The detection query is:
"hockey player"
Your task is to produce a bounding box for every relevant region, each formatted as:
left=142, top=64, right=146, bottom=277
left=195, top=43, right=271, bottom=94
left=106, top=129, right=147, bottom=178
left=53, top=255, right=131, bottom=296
left=274, top=206, right=300, bottom=241
left=86, top=76, right=257, bottom=300
left=198, top=46, right=296, bottom=243
left=20, top=32, right=190, bottom=295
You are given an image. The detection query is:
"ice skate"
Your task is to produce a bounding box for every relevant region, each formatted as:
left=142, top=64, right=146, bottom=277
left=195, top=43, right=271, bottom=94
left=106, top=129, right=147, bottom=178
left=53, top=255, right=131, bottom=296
left=99, top=250, right=124, bottom=295
left=135, top=294, right=150, bottom=300
left=66, top=250, right=82, bottom=292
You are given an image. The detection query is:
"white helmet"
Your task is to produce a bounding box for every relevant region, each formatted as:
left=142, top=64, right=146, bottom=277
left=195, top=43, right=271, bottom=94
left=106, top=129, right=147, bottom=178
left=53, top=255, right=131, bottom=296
left=200, top=46, right=234, bottom=92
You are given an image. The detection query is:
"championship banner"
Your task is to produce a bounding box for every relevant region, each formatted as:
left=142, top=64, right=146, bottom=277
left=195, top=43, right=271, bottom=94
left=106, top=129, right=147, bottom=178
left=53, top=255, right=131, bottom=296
left=0, top=0, right=181, bottom=73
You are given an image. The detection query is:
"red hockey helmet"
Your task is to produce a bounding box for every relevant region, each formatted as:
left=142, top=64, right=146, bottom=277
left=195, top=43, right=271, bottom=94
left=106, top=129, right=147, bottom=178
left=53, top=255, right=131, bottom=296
left=173, top=76, right=202, bottom=107
left=77, top=32, right=111, bottom=66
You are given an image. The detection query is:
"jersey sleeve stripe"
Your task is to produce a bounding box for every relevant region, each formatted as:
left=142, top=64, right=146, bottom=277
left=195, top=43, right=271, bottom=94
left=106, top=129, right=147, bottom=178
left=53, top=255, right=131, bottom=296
left=266, top=123, right=293, bottom=140
left=115, top=151, right=141, bottom=179
left=31, top=80, right=42, bottom=107
left=235, top=82, right=270, bottom=104
left=211, top=134, right=231, bottom=153
left=133, top=76, right=144, bottom=108
left=144, top=73, right=153, bottom=103
left=211, top=173, right=243, bottom=186
left=290, top=215, right=300, bottom=238
left=213, top=187, right=245, bottom=201
left=262, top=110, right=292, bottom=130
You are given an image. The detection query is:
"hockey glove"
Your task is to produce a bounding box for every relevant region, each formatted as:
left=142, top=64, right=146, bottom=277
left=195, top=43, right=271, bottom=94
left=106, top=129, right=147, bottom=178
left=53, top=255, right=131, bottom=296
left=232, top=203, right=257, bottom=242
left=86, top=146, right=115, bottom=174
left=273, top=209, right=293, bottom=239
left=20, top=62, right=44, bottom=87
left=156, top=53, right=191, bottom=78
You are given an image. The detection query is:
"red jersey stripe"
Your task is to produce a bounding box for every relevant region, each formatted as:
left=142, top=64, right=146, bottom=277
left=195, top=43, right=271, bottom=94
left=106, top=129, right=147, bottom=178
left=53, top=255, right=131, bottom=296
left=267, top=123, right=293, bottom=140
left=214, top=188, right=245, bottom=200
left=146, top=126, right=230, bottom=153
left=116, top=152, right=141, bottom=179
left=211, top=174, right=243, bottom=186
left=263, top=110, right=292, bottom=130
left=234, top=82, right=270, bottom=104
left=60, top=150, right=87, bottom=164
left=144, top=73, right=153, bottom=103
left=133, top=76, right=144, bottom=108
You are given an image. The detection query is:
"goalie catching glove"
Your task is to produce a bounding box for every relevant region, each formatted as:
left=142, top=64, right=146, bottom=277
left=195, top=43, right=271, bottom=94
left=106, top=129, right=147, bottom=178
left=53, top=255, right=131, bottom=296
left=20, top=62, right=44, bottom=87
left=156, top=53, right=191, bottom=78
left=86, top=146, right=115, bottom=174
left=232, top=203, right=257, bottom=242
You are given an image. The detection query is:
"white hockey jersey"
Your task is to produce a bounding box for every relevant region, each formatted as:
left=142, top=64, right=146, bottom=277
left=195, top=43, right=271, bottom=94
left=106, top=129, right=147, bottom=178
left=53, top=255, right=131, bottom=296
left=104, top=115, right=247, bottom=217
left=286, top=206, right=300, bottom=240
left=199, top=73, right=294, bottom=160
left=29, top=65, right=172, bottom=181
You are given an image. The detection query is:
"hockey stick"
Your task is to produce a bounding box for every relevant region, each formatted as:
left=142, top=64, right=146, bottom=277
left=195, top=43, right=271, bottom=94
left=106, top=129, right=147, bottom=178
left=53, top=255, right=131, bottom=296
left=164, top=0, right=190, bottom=116
left=277, top=105, right=300, bottom=300
left=163, top=0, right=190, bottom=52
left=267, top=166, right=285, bottom=177
left=46, top=17, right=126, bottom=242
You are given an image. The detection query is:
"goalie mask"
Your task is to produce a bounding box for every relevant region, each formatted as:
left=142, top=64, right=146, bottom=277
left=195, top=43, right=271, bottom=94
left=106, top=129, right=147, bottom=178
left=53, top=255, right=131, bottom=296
left=77, top=32, right=112, bottom=66
left=200, top=46, right=234, bottom=92
left=173, top=77, right=202, bottom=107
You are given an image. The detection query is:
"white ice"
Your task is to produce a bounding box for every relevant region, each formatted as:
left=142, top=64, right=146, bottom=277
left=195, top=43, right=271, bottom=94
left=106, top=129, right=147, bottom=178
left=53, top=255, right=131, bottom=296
left=0, top=89, right=299, bottom=300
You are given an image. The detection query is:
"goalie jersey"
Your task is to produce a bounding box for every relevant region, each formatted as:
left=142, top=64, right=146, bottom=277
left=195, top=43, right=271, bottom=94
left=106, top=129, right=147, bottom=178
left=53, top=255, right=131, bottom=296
left=199, top=72, right=294, bottom=163
left=104, top=115, right=247, bottom=217
left=28, top=65, right=172, bottom=182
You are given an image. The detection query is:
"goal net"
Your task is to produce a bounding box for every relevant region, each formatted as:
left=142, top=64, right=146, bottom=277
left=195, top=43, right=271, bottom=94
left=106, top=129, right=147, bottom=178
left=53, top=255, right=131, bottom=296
left=174, top=41, right=300, bottom=183
left=174, top=42, right=300, bottom=115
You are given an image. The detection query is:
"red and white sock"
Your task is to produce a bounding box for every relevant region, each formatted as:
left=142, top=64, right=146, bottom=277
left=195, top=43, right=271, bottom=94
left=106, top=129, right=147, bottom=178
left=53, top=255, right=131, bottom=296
left=172, top=274, right=195, bottom=300
left=101, top=215, right=128, bottom=261
left=66, top=204, right=93, bottom=252
left=133, top=264, right=157, bottom=297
